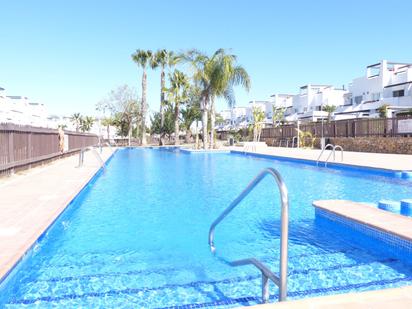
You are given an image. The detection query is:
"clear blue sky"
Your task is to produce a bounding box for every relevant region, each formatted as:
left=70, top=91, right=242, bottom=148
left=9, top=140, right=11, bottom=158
left=1, top=0, right=411, bottom=116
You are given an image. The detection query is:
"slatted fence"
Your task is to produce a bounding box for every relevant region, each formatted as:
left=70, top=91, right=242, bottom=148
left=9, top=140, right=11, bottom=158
left=0, top=123, right=98, bottom=176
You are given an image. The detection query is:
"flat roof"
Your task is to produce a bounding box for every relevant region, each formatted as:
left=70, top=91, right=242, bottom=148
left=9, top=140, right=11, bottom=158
left=270, top=93, right=295, bottom=97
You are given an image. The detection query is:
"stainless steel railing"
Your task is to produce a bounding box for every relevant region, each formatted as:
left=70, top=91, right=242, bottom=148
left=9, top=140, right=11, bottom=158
left=316, top=144, right=344, bottom=166
left=77, top=146, right=106, bottom=169
left=208, top=167, right=289, bottom=303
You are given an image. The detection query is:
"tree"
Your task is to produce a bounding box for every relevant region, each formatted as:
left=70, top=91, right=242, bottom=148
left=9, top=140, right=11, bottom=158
left=132, top=49, right=153, bottom=145
left=207, top=49, right=251, bottom=148
left=183, top=50, right=214, bottom=149
left=101, top=85, right=140, bottom=146
left=70, top=113, right=82, bottom=132
left=272, top=107, right=285, bottom=127
left=181, top=94, right=201, bottom=143
left=80, top=116, right=94, bottom=132
left=151, top=49, right=182, bottom=145
left=322, top=105, right=337, bottom=122
left=252, top=106, right=265, bottom=142
left=183, top=49, right=250, bottom=149
left=377, top=104, right=390, bottom=118
left=164, top=70, right=190, bottom=145
left=101, top=117, right=115, bottom=139
left=151, top=108, right=174, bottom=140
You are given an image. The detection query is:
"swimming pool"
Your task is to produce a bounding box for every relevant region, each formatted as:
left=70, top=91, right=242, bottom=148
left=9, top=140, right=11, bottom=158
left=1, top=147, right=412, bottom=308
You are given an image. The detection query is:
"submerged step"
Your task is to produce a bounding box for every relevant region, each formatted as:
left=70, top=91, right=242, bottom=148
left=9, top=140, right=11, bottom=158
left=401, top=199, right=412, bottom=216
left=378, top=200, right=401, bottom=213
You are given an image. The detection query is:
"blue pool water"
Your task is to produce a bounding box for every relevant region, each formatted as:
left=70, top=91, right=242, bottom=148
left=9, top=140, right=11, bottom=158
left=1, top=148, right=412, bottom=308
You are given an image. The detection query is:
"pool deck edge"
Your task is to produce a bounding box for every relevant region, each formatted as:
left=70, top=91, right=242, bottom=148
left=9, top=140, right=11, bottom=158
left=244, top=285, right=412, bottom=308
left=0, top=148, right=115, bottom=283
left=229, top=146, right=412, bottom=174
left=312, top=199, right=412, bottom=242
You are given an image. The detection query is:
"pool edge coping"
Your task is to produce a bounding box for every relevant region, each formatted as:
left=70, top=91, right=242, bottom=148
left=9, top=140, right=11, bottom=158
left=230, top=149, right=412, bottom=177
left=0, top=148, right=118, bottom=286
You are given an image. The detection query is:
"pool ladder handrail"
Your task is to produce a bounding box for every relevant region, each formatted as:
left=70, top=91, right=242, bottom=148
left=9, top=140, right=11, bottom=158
left=99, top=141, right=114, bottom=154
left=208, top=167, right=289, bottom=303
left=316, top=144, right=344, bottom=166
left=77, top=146, right=106, bottom=169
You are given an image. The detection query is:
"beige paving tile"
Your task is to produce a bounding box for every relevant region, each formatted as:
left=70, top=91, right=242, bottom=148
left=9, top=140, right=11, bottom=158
left=229, top=146, right=412, bottom=171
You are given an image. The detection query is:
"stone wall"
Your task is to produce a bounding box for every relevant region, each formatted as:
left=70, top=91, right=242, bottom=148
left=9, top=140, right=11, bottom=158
left=329, top=137, right=412, bottom=154
left=263, top=136, right=412, bottom=154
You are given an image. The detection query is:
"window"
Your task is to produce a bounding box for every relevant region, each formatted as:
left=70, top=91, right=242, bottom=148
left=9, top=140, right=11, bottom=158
left=393, top=89, right=405, bottom=97
left=355, top=96, right=363, bottom=104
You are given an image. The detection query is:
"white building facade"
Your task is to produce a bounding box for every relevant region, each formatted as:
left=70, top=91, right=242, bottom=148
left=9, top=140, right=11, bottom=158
left=286, top=84, right=347, bottom=122
left=335, top=60, right=412, bottom=119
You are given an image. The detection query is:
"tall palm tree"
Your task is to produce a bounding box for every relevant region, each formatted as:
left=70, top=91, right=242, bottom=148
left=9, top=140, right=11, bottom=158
left=165, top=70, right=190, bottom=145
left=132, top=49, right=153, bottom=145
left=80, top=116, right=94, bottom=133
left=208, top=49, right=251, bottom=148
left=152, top=49, right=167, bottom=145
left=70, top=113, right=82, bottom=132
left=183, top=50, right=215, bottom=149
left=184, top=49, right=250, bottom=149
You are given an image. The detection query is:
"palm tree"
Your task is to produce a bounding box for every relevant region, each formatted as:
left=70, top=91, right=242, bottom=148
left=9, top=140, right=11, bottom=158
left=132, top=49, right=153, bottom=145
left=208, top=49, right=251, bottom=148
left=165, top=70, right=190, bottom=145
left=101, top=117, right=114, bottom=140
left=183, top=50, right=215, bottom=149
left=152, top=49, right=166, bottom=145
left=70, top=113, right=82, bottom=132
left=181, top=88, right=201, bottom=143
left=252, top=106, right=265, bottom=142
left=322, top=105, right=337, bottom=122
left=80, top=116, right=94, bottom=132
left=184, top=49, right=250, bottom=149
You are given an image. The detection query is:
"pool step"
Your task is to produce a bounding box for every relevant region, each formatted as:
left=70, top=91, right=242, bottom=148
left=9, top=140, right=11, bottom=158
left=5, top=251, right=409, bottom=308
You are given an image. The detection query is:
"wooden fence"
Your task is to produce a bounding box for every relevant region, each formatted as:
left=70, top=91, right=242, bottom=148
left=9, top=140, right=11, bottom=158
left=0, top=123, right=98, bottom=175
left=260, top=116, right=412, bottom=141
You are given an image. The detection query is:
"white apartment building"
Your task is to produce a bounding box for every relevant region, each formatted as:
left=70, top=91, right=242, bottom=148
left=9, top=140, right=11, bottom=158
left=271, top=93, right=294, bottom=121
left=248, top=100, right=273, bottom=124
left=218, top=106, right=250, bottom=130
left=286, top=84, right=347, bottom=122
left=334, top=60, right=412, bottom=119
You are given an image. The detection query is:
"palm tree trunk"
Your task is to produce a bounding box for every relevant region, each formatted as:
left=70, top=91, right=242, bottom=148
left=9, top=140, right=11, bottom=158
left=195, top=120, right=199, bottom=149
left=209, top=96, right=215, bottom=149
left=159, top=68, right=165, bottom=146
left=174, top=103, right=180, bottom=145
left=141, top=70, right=147, bottom=145
left=201, top=96, right=208, bottom=149
left=128, top=122, right=132, bottom=146
left=185, top=130, right=191, bottom=144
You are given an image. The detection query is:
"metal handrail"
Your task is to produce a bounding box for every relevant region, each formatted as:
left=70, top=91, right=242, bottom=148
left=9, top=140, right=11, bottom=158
left=333, top=145, right=343, bottom=162
left=208, top=167, right=289, bottom=302
left=324, top=145, right=344, bottom=166
left=77, top=146, right=105, bottom=170
left=316, top=144, right=334, bottom=165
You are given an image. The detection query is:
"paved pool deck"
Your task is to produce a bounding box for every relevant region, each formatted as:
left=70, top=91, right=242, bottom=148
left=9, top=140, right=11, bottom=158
left=229, top=146, right=412, bottom=171
left=0, top=148, right=113, bottom=282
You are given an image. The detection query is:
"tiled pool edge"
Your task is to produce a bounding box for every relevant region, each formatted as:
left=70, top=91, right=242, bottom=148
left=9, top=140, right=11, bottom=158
left=313, top=200, right=412, bottom=258
left=230, top=150, right=411, bottom=178
left=0, top=149, right=118, bottom=286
